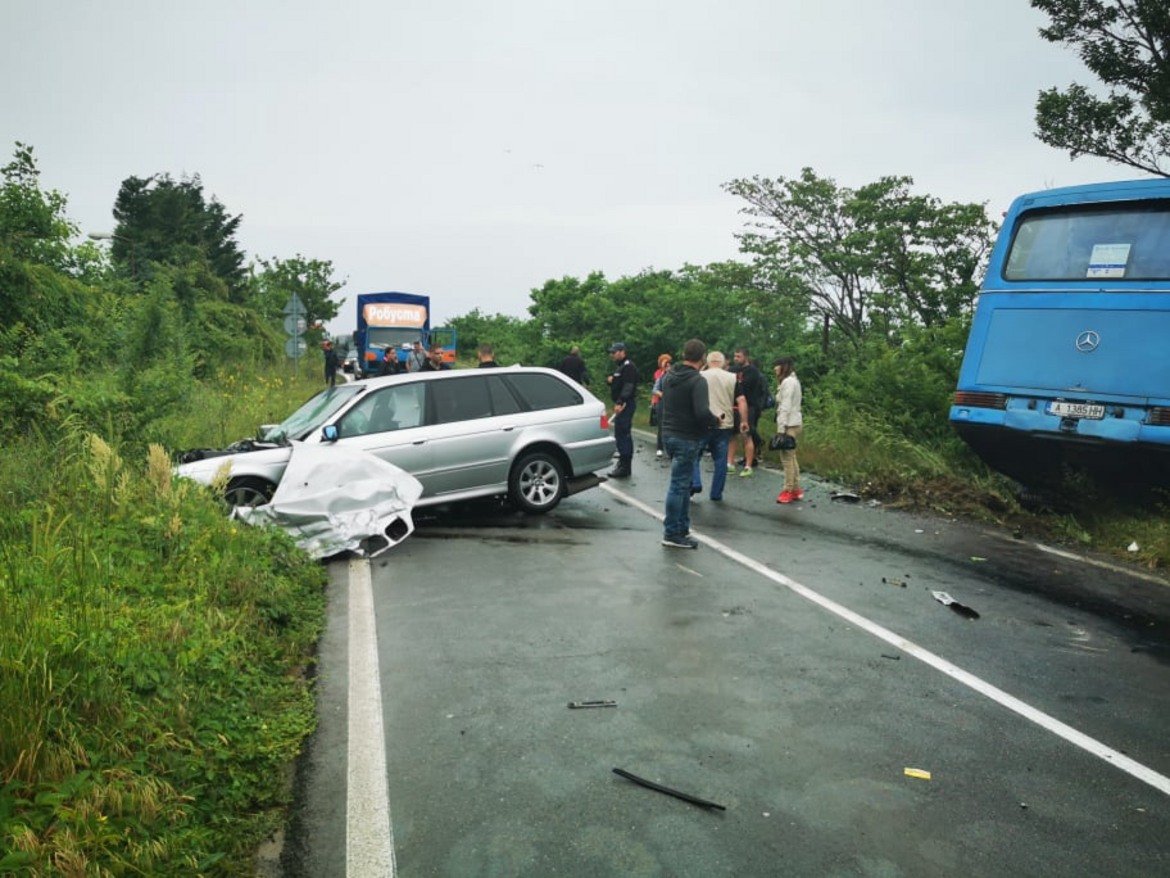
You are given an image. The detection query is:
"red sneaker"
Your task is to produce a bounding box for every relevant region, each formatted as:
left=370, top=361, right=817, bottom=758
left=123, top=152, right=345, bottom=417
left=793, top=488, right=804, bottom=501
left=777, top=490, right=794, bottom=504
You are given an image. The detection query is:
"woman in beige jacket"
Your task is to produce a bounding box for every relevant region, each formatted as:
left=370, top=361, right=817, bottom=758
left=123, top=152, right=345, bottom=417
left=772, top=357, right=803, bottom=503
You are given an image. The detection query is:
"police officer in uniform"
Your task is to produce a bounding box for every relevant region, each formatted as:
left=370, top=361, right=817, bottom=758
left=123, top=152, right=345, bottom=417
left=606, top=342, right=638, bottom=478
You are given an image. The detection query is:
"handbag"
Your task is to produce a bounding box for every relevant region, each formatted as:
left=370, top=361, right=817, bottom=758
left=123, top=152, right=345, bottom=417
left=769, top=432, right=796, bottom=451
left=648, top=402, right=659, bottom=427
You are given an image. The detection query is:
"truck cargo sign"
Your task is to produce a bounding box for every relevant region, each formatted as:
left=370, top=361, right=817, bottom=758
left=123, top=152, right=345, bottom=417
left=363, top=303, right=427, bottom=327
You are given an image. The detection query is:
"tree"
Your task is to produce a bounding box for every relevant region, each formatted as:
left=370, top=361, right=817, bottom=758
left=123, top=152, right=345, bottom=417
left=724, top=169, right=995, bottom=351
left=111, top=173, right=248, bottom=292
left=250, top=255, right=345, bottom=328
left=1032, top=0, right=1170, bottom=176
left=0, top=142, right=76, bottom=271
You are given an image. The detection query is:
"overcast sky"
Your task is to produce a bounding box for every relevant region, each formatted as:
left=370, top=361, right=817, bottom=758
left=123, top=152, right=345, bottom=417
left=3, top=0, right=1142, bottom=330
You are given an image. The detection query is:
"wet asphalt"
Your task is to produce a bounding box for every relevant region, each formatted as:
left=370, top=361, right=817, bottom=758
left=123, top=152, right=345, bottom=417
left=282, top=433, right=1170, bottom=877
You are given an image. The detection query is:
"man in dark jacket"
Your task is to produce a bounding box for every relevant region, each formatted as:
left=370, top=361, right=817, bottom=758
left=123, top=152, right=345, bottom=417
left=322, top=340, right=341, bottom=387
left=476, top=344, right=501, bottom=367
left=660, top=339, right=720, bottom=548
left=558, top=346, right=589, bottom=385
left=605, top=342, right=638, bottom=478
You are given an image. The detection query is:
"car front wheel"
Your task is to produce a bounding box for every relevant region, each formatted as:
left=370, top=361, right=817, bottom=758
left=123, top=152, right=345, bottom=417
left=224, top=476, right=276, bottom=508
left=508, top=451, right=564, bottom=514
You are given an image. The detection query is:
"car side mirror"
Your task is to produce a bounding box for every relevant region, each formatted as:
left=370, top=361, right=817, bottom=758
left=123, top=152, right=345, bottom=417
left=322, top=424, right=339, bottom=442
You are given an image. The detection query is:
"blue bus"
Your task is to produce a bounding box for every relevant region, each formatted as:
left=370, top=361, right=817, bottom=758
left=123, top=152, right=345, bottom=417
left=950, top=179, right=1170, bottom=487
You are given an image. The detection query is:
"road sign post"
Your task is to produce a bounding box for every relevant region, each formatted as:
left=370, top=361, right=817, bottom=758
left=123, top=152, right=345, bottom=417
left=283, top=293, right=307, bottom=376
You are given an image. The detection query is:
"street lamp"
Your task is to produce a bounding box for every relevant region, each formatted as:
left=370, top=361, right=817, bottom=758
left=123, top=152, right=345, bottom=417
left=87, top=231, right=136, bottom=278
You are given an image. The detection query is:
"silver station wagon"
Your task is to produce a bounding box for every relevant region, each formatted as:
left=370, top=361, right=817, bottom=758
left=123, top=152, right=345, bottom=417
left=176, top=367, right=615, bottom=514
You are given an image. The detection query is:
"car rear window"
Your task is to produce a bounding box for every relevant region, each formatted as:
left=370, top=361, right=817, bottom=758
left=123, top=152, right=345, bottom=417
left=486, top=375, right=523, bottom=415
left=503, top=373, right=583, bottom=411
left=430, top=376, right=495, bottom=424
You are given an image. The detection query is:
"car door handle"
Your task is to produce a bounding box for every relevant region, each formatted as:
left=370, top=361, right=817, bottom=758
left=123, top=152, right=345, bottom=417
left=412, top=439, right=427, bottom=445
left=502, top=426, right=515, bottom=432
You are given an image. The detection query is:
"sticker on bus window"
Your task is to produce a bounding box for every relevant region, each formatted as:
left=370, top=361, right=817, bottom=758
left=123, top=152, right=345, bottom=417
left=1086, top=243, right=1131, bottom=278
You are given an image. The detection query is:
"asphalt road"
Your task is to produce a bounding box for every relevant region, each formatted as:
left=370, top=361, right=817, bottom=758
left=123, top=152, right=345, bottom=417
left=282, top=436, right=1170, bottom=877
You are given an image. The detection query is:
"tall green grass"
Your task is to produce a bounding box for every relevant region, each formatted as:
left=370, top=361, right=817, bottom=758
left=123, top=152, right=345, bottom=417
left=0, top=364, right=328, bottom=875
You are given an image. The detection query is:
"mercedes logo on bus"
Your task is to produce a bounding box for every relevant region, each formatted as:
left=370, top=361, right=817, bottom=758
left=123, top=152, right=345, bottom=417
left=1075, top=330, right=1100, bottom=352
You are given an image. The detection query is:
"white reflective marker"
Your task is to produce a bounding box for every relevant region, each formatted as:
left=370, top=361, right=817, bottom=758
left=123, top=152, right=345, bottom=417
left=347, top=557, right=396, bottom=875
left=602, top=483, right=1170, bottom=797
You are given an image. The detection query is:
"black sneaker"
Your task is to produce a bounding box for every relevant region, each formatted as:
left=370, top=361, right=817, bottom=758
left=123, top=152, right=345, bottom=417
left=661, top=534, right=699, bottom=549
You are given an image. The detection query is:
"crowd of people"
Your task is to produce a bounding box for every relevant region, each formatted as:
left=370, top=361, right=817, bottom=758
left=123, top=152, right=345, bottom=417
left=584, top=338, right=803, bottom=549
left=324, top=336, right=802, bottom=550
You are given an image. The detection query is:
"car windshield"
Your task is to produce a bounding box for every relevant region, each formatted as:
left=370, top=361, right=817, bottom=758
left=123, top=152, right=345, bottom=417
left=261, top=384, right=365, bottom=442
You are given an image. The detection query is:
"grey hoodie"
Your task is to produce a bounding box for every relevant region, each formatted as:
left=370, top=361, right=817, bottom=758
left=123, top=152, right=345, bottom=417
left=661, top=363, right=719, bottom=440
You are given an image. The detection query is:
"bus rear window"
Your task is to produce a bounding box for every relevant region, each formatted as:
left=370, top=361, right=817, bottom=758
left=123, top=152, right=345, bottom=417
left=1003, top=202, right=1170, bottom=282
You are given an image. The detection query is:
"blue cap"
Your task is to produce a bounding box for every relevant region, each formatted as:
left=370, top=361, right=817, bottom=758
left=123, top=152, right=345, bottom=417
left=608, top=341, right=626, bottom=353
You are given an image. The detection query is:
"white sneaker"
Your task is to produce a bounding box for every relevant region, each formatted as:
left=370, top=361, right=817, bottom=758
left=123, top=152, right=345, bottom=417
left=655, top=449, right=664, bottom=458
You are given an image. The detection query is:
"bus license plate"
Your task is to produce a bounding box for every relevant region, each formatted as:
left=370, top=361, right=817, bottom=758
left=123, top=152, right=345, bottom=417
left=1048, top=401, right=1105, bottom=420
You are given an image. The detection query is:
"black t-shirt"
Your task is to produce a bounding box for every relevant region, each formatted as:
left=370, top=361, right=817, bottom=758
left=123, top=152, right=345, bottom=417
left=733, top=363, right=767, bottom=411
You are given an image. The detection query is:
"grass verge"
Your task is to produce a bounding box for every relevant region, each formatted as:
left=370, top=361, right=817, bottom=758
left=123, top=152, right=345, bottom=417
left=0, top=366, right=328, bottom=875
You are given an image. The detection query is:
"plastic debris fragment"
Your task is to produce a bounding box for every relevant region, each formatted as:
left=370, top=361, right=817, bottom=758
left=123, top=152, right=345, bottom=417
left=932, top=590, right=980, bottom=619
left=612, top=768, right=726, bottom=811
left=904, top=768, right=932, bottom=780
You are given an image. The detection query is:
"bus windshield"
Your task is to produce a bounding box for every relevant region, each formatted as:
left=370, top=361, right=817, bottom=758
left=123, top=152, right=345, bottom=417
left=1003, top=201, right=1170, bottom=282
left=368, top=327, right=424, bottom=350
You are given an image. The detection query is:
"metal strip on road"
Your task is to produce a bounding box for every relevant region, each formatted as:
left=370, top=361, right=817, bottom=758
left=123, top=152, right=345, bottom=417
left=346, top=557, right=397, bottom=876
left=601, top=482, right=1170, bottom=798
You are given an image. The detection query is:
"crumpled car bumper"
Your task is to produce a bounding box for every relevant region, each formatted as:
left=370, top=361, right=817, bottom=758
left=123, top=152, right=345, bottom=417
left=231, top=444, right=423, bottom=559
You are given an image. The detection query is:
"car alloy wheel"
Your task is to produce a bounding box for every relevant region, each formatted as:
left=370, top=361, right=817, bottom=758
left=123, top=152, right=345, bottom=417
left=224, top=476, right=276, bottom=508
left=509, top=451, right=564, bottom=514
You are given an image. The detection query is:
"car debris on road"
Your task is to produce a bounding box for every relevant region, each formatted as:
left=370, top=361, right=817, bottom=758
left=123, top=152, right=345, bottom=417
left=612, top=768, right=726, bottom=811
left=931, top=590, right=981, bottom=620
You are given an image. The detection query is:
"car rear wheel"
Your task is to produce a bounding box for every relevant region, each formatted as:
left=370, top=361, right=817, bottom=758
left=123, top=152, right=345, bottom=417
left=224, top=476, right=276, bottom=508
left=508, top=451, right=564, bottom=514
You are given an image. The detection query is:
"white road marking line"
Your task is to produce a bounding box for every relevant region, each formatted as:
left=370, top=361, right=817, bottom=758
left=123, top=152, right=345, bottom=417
left=1032, top=541, right=1170, bottom=586
left=601, top=482, right=1170, bottom=797
left=347, top=557, right=396, bottom=876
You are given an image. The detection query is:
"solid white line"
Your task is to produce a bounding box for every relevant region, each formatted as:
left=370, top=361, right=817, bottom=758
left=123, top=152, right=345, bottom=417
left=1032, top=541, right=1170, bottom=587
left=346, top=557, right=397, bottom=876
left=601, top=482, right=1170, bottom=797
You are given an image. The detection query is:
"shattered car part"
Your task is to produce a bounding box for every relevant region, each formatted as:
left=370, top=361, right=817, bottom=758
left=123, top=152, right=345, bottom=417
left=931, top=590, right=981, bottom=620
left=612, top=768, right=726, bottom=811
left=567, top=700, right=617, bottom=709
left=233, top=443, right=423, bottom=559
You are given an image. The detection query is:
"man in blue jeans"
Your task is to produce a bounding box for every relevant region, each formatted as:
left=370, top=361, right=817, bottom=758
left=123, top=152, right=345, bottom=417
left=691, top=350, right=747, bottom=501
left=659, top=339, right=719, bottom=548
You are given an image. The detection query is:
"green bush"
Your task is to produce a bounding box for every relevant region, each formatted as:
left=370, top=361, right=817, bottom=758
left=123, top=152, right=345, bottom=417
left=0, top=429, right=325, bottom=874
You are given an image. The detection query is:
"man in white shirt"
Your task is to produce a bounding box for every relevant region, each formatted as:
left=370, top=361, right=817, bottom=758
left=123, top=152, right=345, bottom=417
left=692, top=351, right=747, bottom=501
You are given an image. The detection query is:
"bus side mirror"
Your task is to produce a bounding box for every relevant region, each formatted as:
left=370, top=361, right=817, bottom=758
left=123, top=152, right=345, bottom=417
left=322, top=424, right=339, bottom=442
